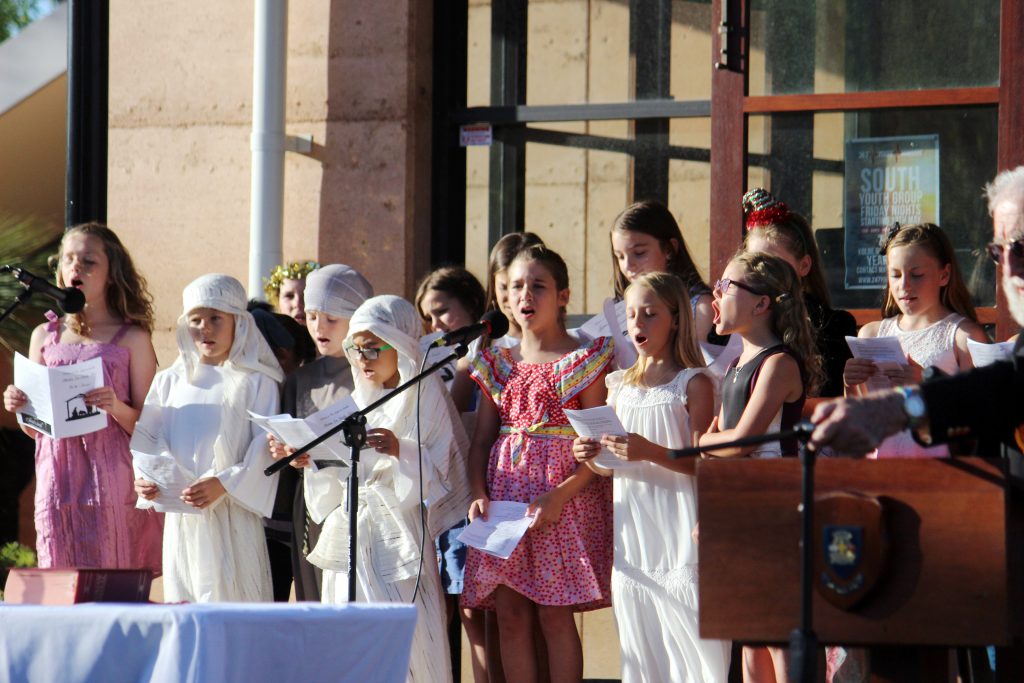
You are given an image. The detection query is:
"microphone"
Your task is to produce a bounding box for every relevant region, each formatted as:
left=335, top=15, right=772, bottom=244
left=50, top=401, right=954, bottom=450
left=1, top=266, right=86, bottom=313
left=431, top=309, right=509, bottom=347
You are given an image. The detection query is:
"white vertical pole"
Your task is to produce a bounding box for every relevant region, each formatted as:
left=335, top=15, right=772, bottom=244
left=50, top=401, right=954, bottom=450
left=249, top=0, right=288, bottom=299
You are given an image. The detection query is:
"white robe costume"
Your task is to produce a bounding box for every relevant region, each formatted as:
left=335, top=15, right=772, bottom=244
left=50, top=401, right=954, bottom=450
left=304, top=295, right=470, bottom=683
left=132, top=274, right=283, bottom=602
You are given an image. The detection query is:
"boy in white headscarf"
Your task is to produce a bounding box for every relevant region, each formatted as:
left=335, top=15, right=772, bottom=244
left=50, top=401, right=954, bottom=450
left=300, top=294, right=470, bottom=683
left=132, top=274, right=283, bottom=602
left=267, top=264, right=373, bottom=601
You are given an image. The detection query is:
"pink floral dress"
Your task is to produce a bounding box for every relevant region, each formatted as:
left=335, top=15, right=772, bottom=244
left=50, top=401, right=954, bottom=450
left=33, top=312, right=163, bottom=572
left=462, top=336, right=614, bottom=611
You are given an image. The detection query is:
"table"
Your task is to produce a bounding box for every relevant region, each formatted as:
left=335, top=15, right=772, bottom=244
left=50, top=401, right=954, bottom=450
left=0, top=602, right=417, bottom=683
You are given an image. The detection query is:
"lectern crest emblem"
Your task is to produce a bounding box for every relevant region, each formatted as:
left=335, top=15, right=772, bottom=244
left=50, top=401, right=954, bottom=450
left=814, top=493, right=888, bottom=610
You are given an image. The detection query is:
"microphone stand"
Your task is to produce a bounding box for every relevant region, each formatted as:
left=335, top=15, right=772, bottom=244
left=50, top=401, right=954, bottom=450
left=669, top=421, right=818, bottom=683
left=0, top=290, right=34, bottom=327
left=265, top=341, right=470, bottom=603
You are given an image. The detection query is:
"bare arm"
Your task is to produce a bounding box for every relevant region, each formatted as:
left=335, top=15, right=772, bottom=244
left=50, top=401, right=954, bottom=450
left=698, top=354, right=803, bottom=457
left=98, top=327, right=157, bottom=435
left=467, top=394, right=500, bottom=520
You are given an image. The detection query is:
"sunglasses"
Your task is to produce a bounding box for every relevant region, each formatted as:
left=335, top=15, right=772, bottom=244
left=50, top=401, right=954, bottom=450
left=714, top=278, right=763, bottom=296
left=986, top=239, right=1024, bottom=263
left=344, top=342, right=394, bottom=360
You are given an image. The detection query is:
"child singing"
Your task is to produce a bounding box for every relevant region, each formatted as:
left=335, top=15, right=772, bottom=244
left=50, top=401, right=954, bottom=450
left=463, top=244, right=614, bottom=683
left=133, top=274, right=283, bottom=602
left=573, top=272, right=730, bottom=682
left=3, top=223, right=162, bottom=572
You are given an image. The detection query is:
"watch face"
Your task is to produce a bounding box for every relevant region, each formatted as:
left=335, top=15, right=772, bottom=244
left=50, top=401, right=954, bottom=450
left=906, top=393, right=926, bottom=420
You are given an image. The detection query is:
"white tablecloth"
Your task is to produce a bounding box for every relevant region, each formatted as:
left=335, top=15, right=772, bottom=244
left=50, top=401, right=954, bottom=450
left=0, top=602, right=417, bottom=683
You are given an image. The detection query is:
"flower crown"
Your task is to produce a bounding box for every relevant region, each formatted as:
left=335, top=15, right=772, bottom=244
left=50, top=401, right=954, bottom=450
left=263, top=260, right=319, bottom=299
left=743, top=187, right=792, bottom=229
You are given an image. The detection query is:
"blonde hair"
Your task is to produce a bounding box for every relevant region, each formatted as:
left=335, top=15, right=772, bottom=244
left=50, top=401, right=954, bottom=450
left=51, top=223, right=155, bottom=334
left=731, top=251, right=824, bottom=395
left=878, top=222, right=977, bottom=322
left=622, top=272, right=706, bottom=387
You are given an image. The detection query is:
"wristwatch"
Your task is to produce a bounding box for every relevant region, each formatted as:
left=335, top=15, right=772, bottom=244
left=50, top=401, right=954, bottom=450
left=895, top=386, right=932, bottom=446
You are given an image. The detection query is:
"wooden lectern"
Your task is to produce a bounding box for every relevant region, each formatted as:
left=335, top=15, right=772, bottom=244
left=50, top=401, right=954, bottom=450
left=697, top=457, right=1023, bottom=680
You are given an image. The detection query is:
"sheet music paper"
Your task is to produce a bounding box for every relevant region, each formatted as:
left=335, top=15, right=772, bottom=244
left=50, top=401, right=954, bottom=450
left=456, top=501, right=533, bottom=559
left=563, top=405, right=642, bottom=470
left=576, top=298, right=637, bottom=369
left=967, top=339, right=1014, bottom=368
left=845, top=335, right=907, bottom=391
left=131, top=451, right=201, bottom=514
left=14, top=353, right=106, bottom=439
left=248, top=394, right=359, bottom=466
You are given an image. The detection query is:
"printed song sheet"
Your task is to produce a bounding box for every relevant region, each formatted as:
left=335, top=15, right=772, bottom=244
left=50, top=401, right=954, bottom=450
left=845, top=335, right=907, bottom=391
left=967, top=339, right=1015, bottom=368
left=14, top=353, right=106, bottom=439
left=457, top=501, right=533, bottom=559
left=249, top=395, right=359, bottom=466
left=563, top=404, right=641, bottom=470
left=131, top=451, right=200, bottom=514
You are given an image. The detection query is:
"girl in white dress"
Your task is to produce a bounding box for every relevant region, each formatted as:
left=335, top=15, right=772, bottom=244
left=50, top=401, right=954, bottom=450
left=573, top=272, right=730, bottom=682
left=300, top=295, right=470, bottom=683
left=133, top=274, right=283, bottom=602
left=843, top=223, right=988, bottom=457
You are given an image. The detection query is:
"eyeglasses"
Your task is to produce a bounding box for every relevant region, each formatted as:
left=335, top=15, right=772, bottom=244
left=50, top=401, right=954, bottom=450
left=344, top=343, right=393, bottom=360
left=986, top=238, right=1024, bottom=263
left=714, top=278, right=763, bottom=296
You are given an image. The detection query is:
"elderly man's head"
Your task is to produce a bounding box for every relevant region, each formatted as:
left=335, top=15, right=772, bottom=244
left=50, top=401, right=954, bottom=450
left=986, top=167, right=1024, bottom=327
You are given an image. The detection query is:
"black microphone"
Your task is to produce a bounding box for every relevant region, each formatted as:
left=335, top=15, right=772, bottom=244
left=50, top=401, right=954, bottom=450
left=431, top=309, right=509, bottom=347
left=2, top=266, right=86, bottom=313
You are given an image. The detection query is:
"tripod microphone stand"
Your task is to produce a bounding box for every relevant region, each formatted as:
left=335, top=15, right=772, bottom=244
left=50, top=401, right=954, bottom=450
left=670, top=421, right=819, bottom=683
left=264, top=343, right=469, bottom=603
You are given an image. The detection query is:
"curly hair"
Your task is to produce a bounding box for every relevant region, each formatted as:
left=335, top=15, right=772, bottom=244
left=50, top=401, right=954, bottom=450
left=51, top=223, right=155, bottom=334
left=621, top=272, right=706, bottom=387
left=730, top=251, right=824, bottom=395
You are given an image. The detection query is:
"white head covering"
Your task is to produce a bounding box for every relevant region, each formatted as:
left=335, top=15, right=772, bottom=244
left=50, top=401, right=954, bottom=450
left=304, top=264, right=373, bottom=319
left=174, top=273, right=284, bottom=384
left=346, top=295, right=471, bottom=538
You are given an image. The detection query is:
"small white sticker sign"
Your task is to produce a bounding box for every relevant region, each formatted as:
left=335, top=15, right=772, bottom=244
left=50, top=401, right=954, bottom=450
left=459, top=123, right=493, bottom=147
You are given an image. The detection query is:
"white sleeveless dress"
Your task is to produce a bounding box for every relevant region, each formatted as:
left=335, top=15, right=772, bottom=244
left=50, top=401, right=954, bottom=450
left=607, top=369, right=730, bottom=682
left=872, top=313, right=965, bottom=458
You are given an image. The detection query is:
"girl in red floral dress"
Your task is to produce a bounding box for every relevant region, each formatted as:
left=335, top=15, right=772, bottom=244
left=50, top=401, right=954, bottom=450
left=463, top=244, right=614, bottom=683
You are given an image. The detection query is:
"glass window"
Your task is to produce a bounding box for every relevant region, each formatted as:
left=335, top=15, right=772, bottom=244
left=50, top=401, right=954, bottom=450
left=748, top=0, right=1000, bottom=96
left=747, top=106, right=997, bottom=310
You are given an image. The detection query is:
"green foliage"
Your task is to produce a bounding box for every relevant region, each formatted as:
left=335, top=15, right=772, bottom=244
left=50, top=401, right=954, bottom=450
left=0, top=215, right=62, bottom=356
left=0, top=0, right=38, bottom=43
left=0, top=541, right=37, bottom=596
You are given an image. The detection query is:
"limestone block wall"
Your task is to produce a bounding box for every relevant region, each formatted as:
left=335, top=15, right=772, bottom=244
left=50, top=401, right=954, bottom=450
left=107, top=0, right=432, bottom=364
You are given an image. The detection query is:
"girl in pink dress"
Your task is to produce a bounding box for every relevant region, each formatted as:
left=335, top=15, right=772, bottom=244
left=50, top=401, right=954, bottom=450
left=3, top=223, right=162, bottom=572
left=463, top=244, right=614, bottom=683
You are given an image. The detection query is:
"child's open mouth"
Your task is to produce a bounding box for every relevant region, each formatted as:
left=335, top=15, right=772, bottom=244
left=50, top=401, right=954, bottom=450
left=520, top=307, right=535, bottom=318
left=711, top=300, right=721, bottom=325
left=71, top=278, right=83, bottom=288
left=634, top=334, right=648, bottom=346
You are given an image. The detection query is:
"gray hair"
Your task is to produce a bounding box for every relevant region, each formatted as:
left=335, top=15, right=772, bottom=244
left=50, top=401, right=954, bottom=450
left=985, top=166, right=1024, bottom=214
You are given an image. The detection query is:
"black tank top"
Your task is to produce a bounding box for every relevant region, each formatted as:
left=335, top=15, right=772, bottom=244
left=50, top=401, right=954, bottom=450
left=720, top=345, right=806, bottom=456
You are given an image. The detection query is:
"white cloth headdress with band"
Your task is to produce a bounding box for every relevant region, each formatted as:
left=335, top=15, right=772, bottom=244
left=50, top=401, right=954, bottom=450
left=304, top=264, right=373, bottom=319
left=173, top=273, right=283, bottom=384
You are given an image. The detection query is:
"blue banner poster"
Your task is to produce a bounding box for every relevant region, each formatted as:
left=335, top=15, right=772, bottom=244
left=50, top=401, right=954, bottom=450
left=844, top=135, right=940, bottom=289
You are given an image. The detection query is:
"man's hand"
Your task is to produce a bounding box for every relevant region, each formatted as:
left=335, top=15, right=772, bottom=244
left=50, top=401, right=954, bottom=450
left=808, top=392, right=908, bottom=456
